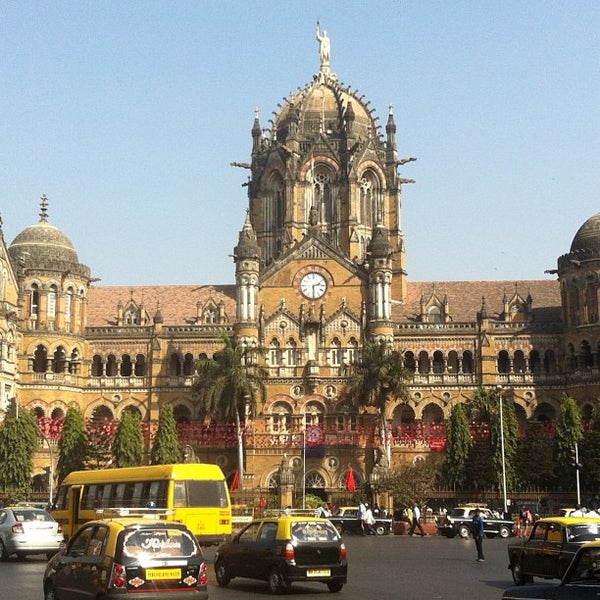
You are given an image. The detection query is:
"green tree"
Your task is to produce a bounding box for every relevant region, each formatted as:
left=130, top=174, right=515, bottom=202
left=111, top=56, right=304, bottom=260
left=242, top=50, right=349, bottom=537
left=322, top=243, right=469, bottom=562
left=150, top=403, right=181, bottom=465
left=57, top=406, right=89, bottom=482
left=86, top=407, right=116, bottom=468
left=0, top=408, right=39, bottom=502
left=554, top=393, right=584, bottom=490
left=469, top=387, right=519, bottom=496
left=112, top=410, right=144, bottom=468
left=344, top=340, right=410, bottom=466
left=578, top=431, right=600, bottom=495
left=191, top=334, right=267, bottom=489
left=383, top=454, right=443, bottom=510
left=443, top=403, right=472, bottom=489
left=515, top=421, right=556, bottom=490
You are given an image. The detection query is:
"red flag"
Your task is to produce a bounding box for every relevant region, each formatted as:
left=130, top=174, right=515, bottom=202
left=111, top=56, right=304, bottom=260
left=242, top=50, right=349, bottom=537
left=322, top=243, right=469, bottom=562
left=345, top=467, right=357, bottom=493
left=230, top=469, right=239, bottom=492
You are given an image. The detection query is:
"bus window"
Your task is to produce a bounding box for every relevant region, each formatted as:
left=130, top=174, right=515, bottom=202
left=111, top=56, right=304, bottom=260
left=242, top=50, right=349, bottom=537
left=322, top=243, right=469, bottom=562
left=187, top=479, right=228, bottom=508
left=174, top=481, right=187, bottom=507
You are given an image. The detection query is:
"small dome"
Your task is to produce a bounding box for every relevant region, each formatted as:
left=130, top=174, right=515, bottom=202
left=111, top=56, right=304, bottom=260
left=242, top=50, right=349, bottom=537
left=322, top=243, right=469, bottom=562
left=569, top=213, right=600, bottom=260
left=8, top=195, right=90, bottom=278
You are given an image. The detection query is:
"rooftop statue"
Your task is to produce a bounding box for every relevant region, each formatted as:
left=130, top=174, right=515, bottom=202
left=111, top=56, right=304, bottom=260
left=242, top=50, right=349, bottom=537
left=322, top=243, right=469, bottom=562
left=316, top=21, right=331, bottom=73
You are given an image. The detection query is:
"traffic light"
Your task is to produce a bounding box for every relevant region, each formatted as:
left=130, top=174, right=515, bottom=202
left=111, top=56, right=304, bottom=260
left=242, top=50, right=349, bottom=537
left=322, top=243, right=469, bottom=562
left=570, top=446, right=582, bottom=469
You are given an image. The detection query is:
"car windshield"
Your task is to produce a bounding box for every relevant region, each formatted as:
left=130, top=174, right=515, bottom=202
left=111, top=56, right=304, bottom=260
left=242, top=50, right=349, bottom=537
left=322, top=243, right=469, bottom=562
left=569, top=547, right=600, bottom=583
left=12, top=509, right=52, bottom=522
left=121, top=527, right=199, bottom=561
left=291, top=521, right=339, bottom=542
left=567, top=523, right=600, bottom=542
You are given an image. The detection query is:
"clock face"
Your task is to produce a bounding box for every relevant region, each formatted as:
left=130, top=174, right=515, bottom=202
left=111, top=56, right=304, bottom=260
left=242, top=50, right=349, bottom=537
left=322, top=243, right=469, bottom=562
left=300, top=272, right=327, bottom=299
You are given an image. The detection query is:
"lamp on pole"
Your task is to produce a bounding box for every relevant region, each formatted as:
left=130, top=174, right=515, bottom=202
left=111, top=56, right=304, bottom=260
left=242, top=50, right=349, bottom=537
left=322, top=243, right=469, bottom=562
left=496, top=385, right=508, bottom=516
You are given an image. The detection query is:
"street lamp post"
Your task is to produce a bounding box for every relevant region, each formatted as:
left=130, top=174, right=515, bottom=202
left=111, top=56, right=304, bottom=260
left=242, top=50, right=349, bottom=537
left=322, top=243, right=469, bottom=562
left=40, top=433, right=55, bottom=506
left=496, top=386, right=508, bottom=517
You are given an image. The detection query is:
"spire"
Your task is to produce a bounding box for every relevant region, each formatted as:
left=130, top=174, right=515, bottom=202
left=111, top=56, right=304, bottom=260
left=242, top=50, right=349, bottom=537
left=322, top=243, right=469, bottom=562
left=234, top=210, right=260, bottom=260
left=252, top=108, right=262, bottom=153
left=40, top=194, right=49, bottom=223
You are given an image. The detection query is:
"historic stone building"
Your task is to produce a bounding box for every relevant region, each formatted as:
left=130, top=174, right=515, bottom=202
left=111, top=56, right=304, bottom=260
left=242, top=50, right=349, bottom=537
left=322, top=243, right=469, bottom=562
left=1, top=34, right=599, bottom=506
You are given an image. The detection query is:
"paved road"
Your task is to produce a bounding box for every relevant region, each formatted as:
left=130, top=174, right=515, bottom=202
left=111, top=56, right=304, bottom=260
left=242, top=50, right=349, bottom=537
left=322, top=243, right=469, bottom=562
left=2, top=534, right=521, bottom=600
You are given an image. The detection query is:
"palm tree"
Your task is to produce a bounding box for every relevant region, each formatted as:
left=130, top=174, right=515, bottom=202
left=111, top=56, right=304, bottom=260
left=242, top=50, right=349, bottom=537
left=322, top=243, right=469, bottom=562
left=344, top=340, right=410, bottom=465
left=191, top=334, right=267, bottom=490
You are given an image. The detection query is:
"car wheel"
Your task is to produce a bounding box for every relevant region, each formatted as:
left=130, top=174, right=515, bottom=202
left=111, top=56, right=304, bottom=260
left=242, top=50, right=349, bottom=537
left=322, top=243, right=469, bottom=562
left=327, top=581, right=344, bottom=592
left=499, top=525, right=511, bottom=539
left=510, top=559, right=531, bottom=586
left=458, top=525, right=470, bottom=539
left=214, top=560, right=231, bottom=588
left=375, top=525, right=387, bottom=536
left=0, top=540, right=9, bottom=561
left=268, top=567, right=288, bottom=594
left=44, top=583, right=57, bottom=600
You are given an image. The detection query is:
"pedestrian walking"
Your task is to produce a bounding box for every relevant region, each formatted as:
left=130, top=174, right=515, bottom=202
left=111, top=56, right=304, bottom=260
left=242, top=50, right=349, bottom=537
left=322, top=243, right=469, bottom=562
left=472, top=508, right=485, bottom=562
left=408, top=504, right=426, bottom=536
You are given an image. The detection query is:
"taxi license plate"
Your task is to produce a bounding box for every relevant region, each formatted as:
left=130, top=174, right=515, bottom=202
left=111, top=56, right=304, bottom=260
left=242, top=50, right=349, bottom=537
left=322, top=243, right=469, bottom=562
left=145, top=568, right=181, bottom=580
left=307, top=569, right=330, bottom=577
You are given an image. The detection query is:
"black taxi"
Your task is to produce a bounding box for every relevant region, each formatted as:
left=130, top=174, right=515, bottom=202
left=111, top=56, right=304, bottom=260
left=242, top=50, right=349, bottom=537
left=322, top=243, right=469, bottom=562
left=43, top=510, right=208, bottom=600
left=214, top=514, right=347, bottom=593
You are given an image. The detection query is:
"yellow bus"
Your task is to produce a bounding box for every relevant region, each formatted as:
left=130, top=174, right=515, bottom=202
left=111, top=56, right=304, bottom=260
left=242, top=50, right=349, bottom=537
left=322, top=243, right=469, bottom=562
left=52, top=463, right=232, bottom=545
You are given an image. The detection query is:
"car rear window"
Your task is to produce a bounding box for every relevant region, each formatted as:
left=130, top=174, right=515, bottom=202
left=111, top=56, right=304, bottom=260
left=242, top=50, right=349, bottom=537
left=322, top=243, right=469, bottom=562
left=12, top=509, right=53, bottom=522
left=121, top=527, right=199, bottom=560
left=291, top=520, right=339, bottom=542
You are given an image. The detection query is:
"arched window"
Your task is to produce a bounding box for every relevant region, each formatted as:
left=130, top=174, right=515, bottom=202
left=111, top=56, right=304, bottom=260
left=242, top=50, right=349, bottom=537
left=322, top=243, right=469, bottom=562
left=529, top=350, right=541, bottom=374
left=346, top=337, right=359, bottom=365
left=403, top=351, right=416, bottom=373
left=183, top=353, right=195, bottom=376
left=329, top=337, right=342, bottom=366
left=124, top=309, right=137, bottom=325
left=270, top=401, right=292, bottom=433
left=30, top=284, right=40, bottom=318
left=418, top=351, right=430, bottom=374
left=64, top=287, right=73, bottom=323
left=174, top=404, right=191, bottom=424
left=447, top=350, right=459, bottom=373
left=106, top=354, right=118, bottom=377
left=544, top=349, right=556, bottom=374
left=91, top=355, right=104, bottom=376
left=514, top=350, right=526, bottom=373
left=432, top=351, right=444, bottom=373
left=121, top=354, right=133, bottom=377
left=47, top=284, right=58, bottom=319
left=269, top=339, right=281, bottom=367
left=169, top=353, right=182, bottom=376
left=135, top=354, right=147, bottom=376
left=359, top=171, right=380, bottom=228
left=52, top=346, right=67, bottom=373
left=462, top=351, right=474, bottom=373
left=581, top=340, right=593, bottom=368
left=497, top=350, right=510, bottom=373
left=304, top=401, right=324, bottom=427
left=428, top=306, right=442, bottom=323
left=315, top=170, right=333, bottom=225
left=285, top=338, right=300, bottom=366
left=33, top=345, right=48, bottom=373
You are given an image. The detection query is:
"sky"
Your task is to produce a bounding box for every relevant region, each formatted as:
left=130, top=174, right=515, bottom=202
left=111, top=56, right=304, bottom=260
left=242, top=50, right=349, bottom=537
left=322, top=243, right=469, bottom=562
left=1, top=1, right=599, bottom=287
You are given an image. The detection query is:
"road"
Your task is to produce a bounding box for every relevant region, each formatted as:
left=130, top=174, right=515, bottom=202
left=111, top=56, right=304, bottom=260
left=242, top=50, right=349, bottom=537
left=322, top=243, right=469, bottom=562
left=3, top=534, right=521, bottom=600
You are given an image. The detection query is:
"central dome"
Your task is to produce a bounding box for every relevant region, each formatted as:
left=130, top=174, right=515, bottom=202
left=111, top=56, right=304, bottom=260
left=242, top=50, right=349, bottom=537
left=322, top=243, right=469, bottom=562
left=274, top=75, right=379, bottom=144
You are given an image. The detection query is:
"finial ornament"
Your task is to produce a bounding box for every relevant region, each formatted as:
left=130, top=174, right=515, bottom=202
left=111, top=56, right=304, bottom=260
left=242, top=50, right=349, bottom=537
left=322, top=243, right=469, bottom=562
left=316, top=20, right=331, bottom=74
left=40, top=194, right=49, bottom=222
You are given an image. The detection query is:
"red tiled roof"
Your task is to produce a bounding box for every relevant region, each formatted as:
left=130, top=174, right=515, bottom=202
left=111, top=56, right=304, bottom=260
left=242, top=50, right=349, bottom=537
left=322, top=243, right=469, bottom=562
left=396, top=279, right=561, bottom=323
left=87, top=284, right=237, bottom=327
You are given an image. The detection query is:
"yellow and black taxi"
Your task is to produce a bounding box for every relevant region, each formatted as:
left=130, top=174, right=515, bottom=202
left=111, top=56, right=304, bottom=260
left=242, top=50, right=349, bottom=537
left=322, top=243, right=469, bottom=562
left=503, top=540, right=600, bottom=599
left=214, top=514, right=348, bottom=594
left=508, top=516, right=600, bottom=585
left=43, top=510, right=208, bottom=600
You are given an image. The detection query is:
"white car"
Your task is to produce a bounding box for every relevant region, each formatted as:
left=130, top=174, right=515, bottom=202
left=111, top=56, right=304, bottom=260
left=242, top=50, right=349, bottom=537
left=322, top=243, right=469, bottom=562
left=0, top=506, right=63, bottom=560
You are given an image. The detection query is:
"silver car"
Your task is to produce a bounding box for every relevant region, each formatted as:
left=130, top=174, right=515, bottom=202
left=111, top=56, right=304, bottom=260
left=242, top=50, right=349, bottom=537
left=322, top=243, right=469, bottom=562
left=0, top=506, right=63, bottom=560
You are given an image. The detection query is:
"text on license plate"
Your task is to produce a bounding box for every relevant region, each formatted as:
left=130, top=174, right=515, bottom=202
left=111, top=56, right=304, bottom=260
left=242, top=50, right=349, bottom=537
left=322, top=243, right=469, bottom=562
left=307, top=569, right=330, bottom=577
left=145, top=568, right=181, bottom=580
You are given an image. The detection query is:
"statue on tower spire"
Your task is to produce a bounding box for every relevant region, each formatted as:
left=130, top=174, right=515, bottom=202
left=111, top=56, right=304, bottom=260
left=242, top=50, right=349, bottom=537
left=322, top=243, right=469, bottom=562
left=316, top=20, right=331, bottom=74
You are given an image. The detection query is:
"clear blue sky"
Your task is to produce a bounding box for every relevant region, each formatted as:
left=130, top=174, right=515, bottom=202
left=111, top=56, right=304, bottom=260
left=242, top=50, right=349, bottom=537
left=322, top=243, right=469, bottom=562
left=1, top=1, right=598, bottom=286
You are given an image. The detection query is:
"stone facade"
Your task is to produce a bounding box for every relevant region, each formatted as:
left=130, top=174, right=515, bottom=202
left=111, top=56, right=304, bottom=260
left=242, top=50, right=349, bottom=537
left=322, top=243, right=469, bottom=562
left=1, top=38, right=600, bottom=508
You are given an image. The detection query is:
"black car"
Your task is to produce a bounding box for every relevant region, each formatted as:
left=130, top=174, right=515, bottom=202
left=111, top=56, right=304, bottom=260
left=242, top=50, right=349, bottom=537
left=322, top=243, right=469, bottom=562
left=328, top=506, right=392, bottom=535
left=214, top=515, right=347, bottom=593
left=436, top=505, right=514, bottom=539
left=43, top=515, right=208, bottom=600
left=503, top=540, right=600, bottom=599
